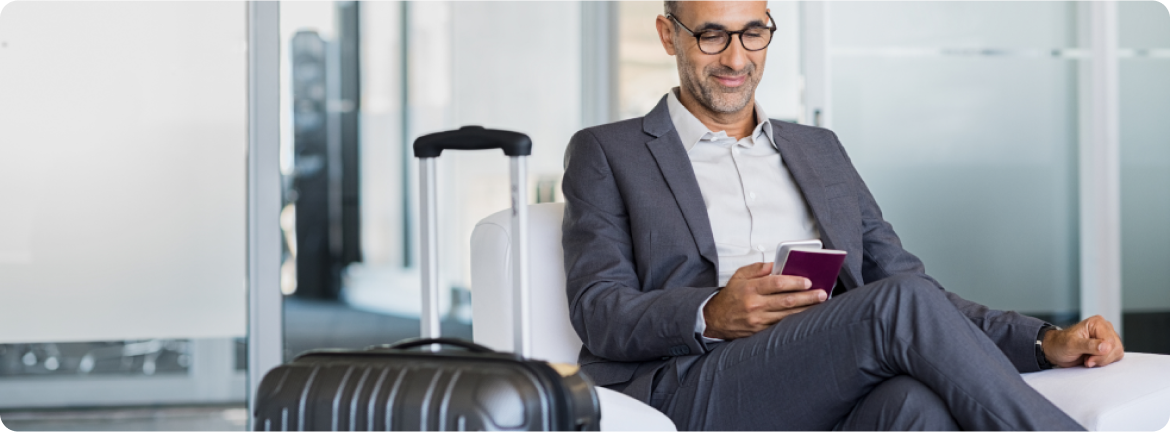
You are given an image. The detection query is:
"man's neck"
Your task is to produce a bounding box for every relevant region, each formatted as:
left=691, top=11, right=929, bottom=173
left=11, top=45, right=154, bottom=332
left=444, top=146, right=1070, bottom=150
left=677, top=87, right=757, bottom=140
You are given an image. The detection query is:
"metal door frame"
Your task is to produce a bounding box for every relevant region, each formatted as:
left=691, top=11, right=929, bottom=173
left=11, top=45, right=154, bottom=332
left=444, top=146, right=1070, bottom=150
left=246, top=0, right=285, bottom=427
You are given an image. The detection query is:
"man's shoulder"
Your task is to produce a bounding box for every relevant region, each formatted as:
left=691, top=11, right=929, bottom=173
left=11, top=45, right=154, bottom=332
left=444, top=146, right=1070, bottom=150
left=767, top=119, right=840, bottom=144
left=564, top=116, right=655, bottom=169
left=574, top=116, right=650, bottom=143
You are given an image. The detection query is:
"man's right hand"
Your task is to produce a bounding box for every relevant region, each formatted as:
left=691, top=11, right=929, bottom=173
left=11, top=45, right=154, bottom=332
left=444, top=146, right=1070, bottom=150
left=702, top=262, right=828, bottom=340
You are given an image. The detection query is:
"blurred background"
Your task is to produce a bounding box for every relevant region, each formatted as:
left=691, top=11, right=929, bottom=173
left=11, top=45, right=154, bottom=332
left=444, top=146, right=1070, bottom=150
left=0, top=1, right=1166, bottom=430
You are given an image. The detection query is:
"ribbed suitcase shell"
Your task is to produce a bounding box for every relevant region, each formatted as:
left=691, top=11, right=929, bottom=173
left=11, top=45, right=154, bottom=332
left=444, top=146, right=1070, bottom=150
left=254, top=344, right=599, bottom=431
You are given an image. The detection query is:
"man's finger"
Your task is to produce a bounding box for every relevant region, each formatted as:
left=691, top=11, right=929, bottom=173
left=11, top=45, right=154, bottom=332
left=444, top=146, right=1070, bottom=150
left=731, top=262, right=771, bottom=282
left=1073, top=337, right=1107, bottom=356
left=760, top=305, right=813, bottom=324
left=1086, top=339, right=1125, bottom=368
left=754, top=275, right=812, bottom=295
left=761, top=290, right=824, bottom=311
left=1076, top=344, right=1104, bottom=367
left=1085, top=352, right=1113, bottom=368
left=1085, top=349, right=1102, bottom=368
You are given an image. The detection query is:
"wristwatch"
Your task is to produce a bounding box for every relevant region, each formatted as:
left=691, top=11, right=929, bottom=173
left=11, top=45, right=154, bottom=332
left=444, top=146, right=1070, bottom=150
left=1035, top=324, right=1061, bottom=370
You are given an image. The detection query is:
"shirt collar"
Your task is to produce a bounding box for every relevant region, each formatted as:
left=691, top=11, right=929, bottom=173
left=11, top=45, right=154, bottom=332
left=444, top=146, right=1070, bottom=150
left=666, top=87, right=774, bottom=152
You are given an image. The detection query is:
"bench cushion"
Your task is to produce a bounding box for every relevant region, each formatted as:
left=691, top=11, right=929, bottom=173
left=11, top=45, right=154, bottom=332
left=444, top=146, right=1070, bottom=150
left=597, top=387, right=677, bottom=431
left=1023, top=352, right=1170, bottom=430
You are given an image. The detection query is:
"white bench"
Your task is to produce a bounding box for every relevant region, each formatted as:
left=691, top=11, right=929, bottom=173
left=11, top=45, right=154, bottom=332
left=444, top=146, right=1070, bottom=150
left=471, top=203, right=1170, bottom=430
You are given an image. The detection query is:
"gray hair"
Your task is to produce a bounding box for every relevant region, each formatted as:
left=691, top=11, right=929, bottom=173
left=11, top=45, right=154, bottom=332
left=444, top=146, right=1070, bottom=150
left=664, top=1, right=680, bottom=16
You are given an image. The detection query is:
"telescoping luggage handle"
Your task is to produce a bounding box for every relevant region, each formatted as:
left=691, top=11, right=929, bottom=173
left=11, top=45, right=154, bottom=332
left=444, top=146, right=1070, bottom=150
left=413, top=126, right=534, bottom=358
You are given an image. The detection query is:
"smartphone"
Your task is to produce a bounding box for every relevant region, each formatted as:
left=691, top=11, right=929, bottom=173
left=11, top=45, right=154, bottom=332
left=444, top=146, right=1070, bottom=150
left=771, top=239, right=823, bottom=275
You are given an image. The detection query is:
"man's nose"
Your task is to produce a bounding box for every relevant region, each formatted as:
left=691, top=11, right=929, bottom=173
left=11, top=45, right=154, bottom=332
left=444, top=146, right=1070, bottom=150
left=719, top=34, right=749, bottom=72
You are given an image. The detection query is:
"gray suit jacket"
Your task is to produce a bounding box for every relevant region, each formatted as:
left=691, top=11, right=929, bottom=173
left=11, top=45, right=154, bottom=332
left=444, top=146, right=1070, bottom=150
left=561, top=96, right=1047, bottom=403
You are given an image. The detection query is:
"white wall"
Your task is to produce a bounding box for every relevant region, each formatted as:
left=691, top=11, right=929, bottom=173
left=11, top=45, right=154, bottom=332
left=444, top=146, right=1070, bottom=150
left=0, top=1, right=247, bottom=343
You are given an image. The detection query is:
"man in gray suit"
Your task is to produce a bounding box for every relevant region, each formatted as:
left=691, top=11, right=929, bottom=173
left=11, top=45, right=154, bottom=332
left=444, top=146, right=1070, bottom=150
left=561, top=1, right=1125, bottom=430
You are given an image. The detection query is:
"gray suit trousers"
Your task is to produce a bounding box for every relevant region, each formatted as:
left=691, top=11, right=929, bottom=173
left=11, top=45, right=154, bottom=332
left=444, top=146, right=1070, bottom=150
left=647, top=275, right=1084, bottom=431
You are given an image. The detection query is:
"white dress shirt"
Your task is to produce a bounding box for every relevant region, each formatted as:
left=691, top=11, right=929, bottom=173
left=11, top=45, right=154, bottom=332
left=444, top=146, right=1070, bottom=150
left=665, top=89, right=820, bottom=341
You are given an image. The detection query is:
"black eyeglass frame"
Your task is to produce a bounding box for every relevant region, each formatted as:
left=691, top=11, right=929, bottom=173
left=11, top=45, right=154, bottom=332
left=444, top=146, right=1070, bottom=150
left=666, top=12, right=777, bottom=55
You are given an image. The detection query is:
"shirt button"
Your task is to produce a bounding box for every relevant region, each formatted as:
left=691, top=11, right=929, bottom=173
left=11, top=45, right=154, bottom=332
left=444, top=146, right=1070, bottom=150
left=749, top=192, right=757, bottom=200
left=733, top=148, right=741, bottom=156
left=756, top=245, right=766, bottom=252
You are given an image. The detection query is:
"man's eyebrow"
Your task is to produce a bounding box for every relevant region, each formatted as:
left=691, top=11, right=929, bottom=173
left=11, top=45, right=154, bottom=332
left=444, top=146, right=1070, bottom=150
left=694, top=19, right=769, bottom=32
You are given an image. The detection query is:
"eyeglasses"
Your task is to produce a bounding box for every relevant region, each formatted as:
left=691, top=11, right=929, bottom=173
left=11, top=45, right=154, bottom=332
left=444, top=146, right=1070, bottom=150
left=666, top=12, right=777, bottom=55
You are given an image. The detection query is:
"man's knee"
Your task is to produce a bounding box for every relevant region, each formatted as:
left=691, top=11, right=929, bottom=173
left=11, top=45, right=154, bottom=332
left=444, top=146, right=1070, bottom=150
left=871, top=273, right=946, bottom=308
left=872, top=375, right=945, bottom=409
left=840, top=375, right=959, bottom=431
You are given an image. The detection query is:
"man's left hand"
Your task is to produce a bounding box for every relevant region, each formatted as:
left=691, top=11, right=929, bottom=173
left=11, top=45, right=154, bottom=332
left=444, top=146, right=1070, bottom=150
left=1042, top=315, right=1125, bottom=368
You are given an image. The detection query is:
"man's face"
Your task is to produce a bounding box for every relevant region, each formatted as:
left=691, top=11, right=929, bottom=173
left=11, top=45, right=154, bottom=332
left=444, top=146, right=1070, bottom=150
left=661, top=1, right=770, bottom=115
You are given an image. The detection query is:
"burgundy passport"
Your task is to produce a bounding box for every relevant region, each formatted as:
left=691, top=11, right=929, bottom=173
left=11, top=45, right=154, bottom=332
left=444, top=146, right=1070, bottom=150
left=779, top=249, right=847, bottom=298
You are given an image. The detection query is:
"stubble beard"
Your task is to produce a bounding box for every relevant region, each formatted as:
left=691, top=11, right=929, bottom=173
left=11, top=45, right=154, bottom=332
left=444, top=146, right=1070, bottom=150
left=677, top=50, right=761, bottom=115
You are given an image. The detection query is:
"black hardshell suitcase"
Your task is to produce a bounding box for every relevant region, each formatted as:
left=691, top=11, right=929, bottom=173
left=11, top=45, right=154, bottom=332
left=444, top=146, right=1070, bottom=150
left=254, top=127, right=601, bottom=431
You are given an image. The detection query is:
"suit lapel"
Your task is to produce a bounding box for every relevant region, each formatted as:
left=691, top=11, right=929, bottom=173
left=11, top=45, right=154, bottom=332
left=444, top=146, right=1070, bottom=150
left=643, top=97, right=720, bottom=268
left=770, top=120, right=861, bottom=288
left=770, top=121, right=833, bottom=235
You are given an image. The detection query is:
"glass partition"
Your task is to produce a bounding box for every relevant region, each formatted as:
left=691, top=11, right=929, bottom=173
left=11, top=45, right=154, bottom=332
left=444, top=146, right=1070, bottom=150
left=829, top=2, right=1082, bottom=323
left=1118, top=1, right=1170, bottom=354
left=0, top=1, right=247, bottom=408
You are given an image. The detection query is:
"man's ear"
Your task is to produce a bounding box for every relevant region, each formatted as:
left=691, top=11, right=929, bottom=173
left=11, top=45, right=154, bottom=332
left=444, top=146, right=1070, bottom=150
left=655, top=15, right=677, bottom=56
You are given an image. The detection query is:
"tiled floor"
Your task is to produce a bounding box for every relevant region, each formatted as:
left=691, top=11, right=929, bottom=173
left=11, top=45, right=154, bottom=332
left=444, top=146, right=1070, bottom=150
left=0, top=406, right=247, bottom=431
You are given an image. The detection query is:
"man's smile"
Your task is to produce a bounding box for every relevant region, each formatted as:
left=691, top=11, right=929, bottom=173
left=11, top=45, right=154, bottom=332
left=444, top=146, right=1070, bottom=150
left=712, top=74, right=748, bottom=88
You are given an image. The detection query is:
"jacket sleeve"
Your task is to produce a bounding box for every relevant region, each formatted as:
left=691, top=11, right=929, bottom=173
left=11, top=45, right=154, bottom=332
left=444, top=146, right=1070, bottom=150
left=561, top=129, right=719, bottom=362
left=827, top=130, right=1048, bottom=373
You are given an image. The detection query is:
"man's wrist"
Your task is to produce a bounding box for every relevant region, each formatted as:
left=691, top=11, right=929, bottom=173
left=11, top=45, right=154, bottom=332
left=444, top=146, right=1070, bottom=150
left=1035, top=324, right=1061, bottom=370
left=696, top=291, right=724, bottom=343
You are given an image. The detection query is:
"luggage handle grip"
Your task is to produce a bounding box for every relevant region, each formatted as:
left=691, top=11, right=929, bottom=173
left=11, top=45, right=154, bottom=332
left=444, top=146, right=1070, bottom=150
left=382, top=337, right=496, bottom=353
left=413, top=126, right=532, bottom=158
